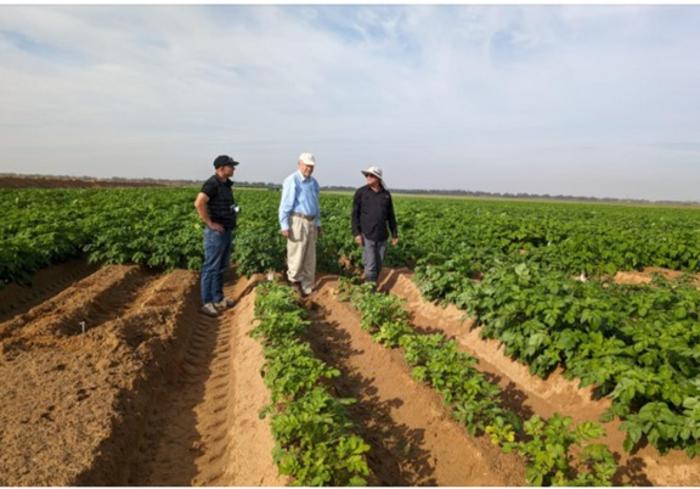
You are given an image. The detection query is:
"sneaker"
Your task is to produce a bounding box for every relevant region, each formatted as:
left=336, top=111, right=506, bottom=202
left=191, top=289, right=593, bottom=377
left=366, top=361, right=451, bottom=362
left=214, top=298, right=235, bottom=310
left=301, top=286, right=313, bottom=297
left=200, top=303, right=219, bottom=317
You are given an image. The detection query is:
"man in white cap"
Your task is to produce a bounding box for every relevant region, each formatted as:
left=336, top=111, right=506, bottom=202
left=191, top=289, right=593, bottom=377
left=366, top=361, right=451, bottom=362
left=351, top=166, right=398, bottom=289
left=279, top=152, right=321, bottom=296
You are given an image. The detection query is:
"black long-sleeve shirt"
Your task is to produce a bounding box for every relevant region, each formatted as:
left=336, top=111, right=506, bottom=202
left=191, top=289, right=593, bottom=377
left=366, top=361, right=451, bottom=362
left=351, top=185, right=398, bottom=242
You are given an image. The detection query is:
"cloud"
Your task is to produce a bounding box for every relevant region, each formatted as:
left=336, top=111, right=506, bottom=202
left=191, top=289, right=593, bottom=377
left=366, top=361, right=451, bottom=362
left=0, top=5, right=698, bottom=201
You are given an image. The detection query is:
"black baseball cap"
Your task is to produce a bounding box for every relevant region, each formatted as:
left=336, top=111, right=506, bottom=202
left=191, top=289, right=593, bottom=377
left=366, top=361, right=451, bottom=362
left=213, top=155, right=240, bottom=168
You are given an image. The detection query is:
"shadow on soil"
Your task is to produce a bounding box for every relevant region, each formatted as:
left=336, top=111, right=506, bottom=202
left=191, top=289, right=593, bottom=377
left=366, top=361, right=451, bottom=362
left=305, top=303, right=438, bottom=486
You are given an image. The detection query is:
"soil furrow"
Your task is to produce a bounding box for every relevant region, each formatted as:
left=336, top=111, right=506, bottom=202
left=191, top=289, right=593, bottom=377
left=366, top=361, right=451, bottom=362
left=0, top=258, right=99, bottom=322
left=308, top=277, right=526, bottom=486
left=0, top=268, right=198, bottom=486
left=0, top=265, right=155, bottom=344
left=380, top=267, right=700, bottom=486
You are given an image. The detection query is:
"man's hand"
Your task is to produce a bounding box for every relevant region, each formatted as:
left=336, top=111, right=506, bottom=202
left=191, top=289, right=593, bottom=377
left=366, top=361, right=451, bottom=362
left=317, top=226, right=322, bottom=237
left=209, top=222, right=224, bottom=233
left=355, top=234, right=364, bottom=246
left=391, top=236, right=399, bottom=246
left=281, top=229, right=290, bottom=240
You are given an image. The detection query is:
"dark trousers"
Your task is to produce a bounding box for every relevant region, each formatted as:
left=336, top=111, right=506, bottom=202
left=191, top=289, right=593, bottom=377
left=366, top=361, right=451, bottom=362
left=363, top=236, right=387, bottom=283
left=201, top=227, right=233, bottom=304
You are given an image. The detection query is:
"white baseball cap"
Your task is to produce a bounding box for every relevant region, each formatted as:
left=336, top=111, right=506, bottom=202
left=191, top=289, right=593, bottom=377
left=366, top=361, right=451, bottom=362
left=298, top=152, right=316, bottom=166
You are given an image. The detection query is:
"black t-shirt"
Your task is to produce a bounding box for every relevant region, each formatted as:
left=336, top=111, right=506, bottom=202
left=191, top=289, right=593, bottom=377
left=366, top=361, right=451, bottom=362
left=201, top=175, right=237, bottom=229
left=351, top=185, right=398, bottom=242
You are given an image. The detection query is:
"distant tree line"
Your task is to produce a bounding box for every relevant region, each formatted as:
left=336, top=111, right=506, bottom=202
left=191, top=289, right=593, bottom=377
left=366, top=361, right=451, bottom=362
left=1, top=173, right=697, bottom=206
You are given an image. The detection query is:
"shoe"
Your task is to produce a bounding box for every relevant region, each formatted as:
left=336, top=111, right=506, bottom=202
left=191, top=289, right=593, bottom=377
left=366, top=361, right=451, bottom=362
left=214, top=298, right=235, bottom=310
left=288, top=280, right=303, bottom=296
left=200, top=303, right=219, bottom=317
left=301, top=286, right=313, bottom=297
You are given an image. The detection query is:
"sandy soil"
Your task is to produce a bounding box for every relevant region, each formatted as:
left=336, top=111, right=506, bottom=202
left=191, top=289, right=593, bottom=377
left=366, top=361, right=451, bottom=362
left=614, top=266, right=700, bottom=287
left=0, top=266, right=282, bottom=486
left=126, top=274, right=283, bottom=486
left=308, top=277, right=526, bottom=486
left=0, top=258, right=99, bottom=322
left=378, top=267, right=700, bottom=486
left=222, top=277, right=289, bottom=486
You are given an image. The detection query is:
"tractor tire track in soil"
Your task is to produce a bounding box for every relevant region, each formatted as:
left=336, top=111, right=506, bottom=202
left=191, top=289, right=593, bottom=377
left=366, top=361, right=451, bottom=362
left=0, top=266, right=282, bottom=486
left=379, top=267, right=700, bottom=486
left=307, top=276, right=526, bottom=486
left=127, top=274, right=283, bottom=486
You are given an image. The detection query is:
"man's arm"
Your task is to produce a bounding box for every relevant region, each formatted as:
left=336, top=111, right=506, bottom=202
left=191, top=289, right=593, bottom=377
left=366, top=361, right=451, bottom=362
left=314, top=180, right=321, bottom=231
left=279, top=176, right=295, bottom=237
left=352, top=189, right=363, bottom=246
left=387, top=194, right=398, bottom=245
left=194, top=192, right=224, bottom=233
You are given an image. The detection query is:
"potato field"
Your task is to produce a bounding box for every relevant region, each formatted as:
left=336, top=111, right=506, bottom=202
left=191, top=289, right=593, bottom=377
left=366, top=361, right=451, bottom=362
left=1, top=187, right=699, bottom=486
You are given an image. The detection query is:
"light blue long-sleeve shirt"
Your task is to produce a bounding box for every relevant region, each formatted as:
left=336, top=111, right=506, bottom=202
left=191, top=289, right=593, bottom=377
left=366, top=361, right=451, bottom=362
left=278, top=170, right=321, bottom=231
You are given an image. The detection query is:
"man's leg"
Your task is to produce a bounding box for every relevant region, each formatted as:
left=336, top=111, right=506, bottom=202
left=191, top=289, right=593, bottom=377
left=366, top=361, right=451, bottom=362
left=201, top=227, right=223, bottom=304
left=363, top=236, right=379, bottom=285
left=301, top=222, right=317, bottom=294
left=286, top=216, right=306, bottom=285
left=375, top=239, right=388, bottom=283
left=212, top=229, right=233, bottom=303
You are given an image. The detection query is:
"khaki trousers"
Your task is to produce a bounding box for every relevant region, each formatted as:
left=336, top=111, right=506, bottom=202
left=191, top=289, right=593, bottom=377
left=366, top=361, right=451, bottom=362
left=286, top=215, right=317, bottom=291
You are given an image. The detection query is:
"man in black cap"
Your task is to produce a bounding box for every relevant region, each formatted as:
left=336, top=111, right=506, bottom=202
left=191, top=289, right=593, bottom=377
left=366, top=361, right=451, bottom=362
left=194, top=155, right=240, bottom=316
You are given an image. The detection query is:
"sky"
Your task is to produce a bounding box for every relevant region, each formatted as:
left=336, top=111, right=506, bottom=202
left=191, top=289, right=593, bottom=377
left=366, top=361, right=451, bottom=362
left=1, top=4, right=699, bottom=201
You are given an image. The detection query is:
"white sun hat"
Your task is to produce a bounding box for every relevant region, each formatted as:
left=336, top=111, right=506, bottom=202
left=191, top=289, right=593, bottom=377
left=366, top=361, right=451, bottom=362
left=361, top=166, right=384, bottom=184
left=298, top=152, right=316, bottom=166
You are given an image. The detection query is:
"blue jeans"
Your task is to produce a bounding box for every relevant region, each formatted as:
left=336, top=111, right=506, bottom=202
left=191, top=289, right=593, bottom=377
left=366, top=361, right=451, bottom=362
left=363, top=236, right=387, bottom=283
left=201, top=227, right=233, bottom=304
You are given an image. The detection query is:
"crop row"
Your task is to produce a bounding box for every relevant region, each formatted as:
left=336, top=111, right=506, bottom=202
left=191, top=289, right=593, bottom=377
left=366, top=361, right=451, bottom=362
left=416, top=260, right=700, bottom=456
left=252, top=281, right=371, bottom=486
left=337, top=278, right=617, bottom=486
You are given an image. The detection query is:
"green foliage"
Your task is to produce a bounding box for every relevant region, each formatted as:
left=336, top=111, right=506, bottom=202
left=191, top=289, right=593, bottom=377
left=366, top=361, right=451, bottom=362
left=253, top=281, right=371, bottom=486
left=503, top=414, right=617, bottom=486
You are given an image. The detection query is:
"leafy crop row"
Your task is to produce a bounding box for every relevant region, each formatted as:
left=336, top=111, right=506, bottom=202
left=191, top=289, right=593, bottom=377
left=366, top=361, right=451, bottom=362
left=337, top=278, right=617, bottom=486
left=252, top=281, right=371, bottom=486
left=416, top=260, right=700, bottom=456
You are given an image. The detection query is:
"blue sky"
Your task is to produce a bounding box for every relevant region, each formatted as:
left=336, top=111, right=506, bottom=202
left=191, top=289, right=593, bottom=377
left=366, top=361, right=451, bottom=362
left=1, top=5, right=699, bottom=201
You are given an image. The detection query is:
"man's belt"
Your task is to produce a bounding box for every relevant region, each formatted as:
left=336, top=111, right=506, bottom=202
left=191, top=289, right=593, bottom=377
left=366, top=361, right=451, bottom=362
left=292, top=212, right=317, bottom=221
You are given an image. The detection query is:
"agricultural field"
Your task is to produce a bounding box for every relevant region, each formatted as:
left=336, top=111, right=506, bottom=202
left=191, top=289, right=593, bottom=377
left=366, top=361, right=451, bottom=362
left=1, top=186, right=699, bottom=486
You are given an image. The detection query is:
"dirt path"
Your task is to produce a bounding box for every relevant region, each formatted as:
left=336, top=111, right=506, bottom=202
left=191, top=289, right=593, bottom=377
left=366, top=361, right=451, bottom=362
left=222, top=278, right=289, bottom=486
left=127, top=275, right=284, bottom=486
left=379, top=268, right=700, bottom=486
left=308, top=277, right=526, bottom=486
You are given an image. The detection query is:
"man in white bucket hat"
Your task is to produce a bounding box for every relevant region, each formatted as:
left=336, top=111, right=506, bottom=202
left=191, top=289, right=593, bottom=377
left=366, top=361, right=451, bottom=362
left=351, top=166, right=398, bottom=290
left=278, top=152, right=321, bottom=296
